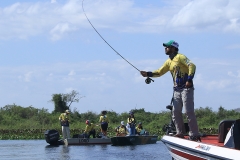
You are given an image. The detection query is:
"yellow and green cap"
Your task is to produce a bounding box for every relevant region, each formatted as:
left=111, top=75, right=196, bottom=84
left=163, top=40, right=179, bottom=48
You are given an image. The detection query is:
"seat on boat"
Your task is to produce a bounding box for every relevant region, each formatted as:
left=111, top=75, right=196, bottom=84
left=224, top=119, right=240, bottom=150
left=218, top=119, right=235, bottom=143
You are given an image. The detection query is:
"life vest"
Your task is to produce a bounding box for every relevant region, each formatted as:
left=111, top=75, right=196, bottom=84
left=99, top=115, right=109, bottom=123
left=128, top=117, right=136, bottom=127
left=136, top=126, right=143, bottom=133
left=116, top=125, right=127, bottom=134
left=59, top=113, right=70, bottom=126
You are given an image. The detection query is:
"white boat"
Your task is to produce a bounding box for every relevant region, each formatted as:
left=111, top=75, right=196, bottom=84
left=64, top=137, right=111, bottom=145
left=161, top=105, right=240, bottom=159
left=161, top=134, right=240, bottom=160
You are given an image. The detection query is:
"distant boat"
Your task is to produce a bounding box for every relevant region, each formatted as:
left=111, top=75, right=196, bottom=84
left=111, top=135, right=158, bottom=146
left=44, top=129, right=111, bottom=145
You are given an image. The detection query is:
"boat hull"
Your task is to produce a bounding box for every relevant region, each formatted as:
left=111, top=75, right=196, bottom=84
left=64, top=138, right=112, bottom=145
left=111, top=135, right=158, bottom=146
left=161, top=135, right=240, bottom=160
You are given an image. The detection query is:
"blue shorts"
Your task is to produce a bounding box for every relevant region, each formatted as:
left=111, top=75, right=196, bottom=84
left=101, top=122, right=108, bottom=131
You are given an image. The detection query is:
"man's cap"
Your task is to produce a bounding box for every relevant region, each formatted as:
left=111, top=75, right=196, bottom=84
left=101, top=110, right=107, bottom=115
left=65, top=110, right=70, bottom=113
left=86, top=120, right=90, bottom=124
left=139, top=122, right=142, bottom=125
left=163, top=40, right=179, bottom=48
left=121, top=121, right=124, bottom=125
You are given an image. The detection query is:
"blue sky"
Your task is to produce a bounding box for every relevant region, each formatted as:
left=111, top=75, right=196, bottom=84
left=0, top=0, right=240, bottom=114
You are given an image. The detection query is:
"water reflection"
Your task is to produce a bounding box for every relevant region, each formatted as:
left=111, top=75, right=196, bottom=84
left=100, top=144, right=108, bottom=151
left=62, top=145, right=70, bottom=153
left=128, top=145, right=136, bottom=150
left=111, top=145, right=136, bottom=150
left=44, top=144, right=70, bottom=160
left=0, top=140, right=171, bottom=160
left=61, top=146, right=70, bottom=160
left=45, top=144, right=61, bottom=148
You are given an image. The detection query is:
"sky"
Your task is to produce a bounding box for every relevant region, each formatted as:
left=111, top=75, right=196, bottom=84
left=0, top=0, right=240, bottom=114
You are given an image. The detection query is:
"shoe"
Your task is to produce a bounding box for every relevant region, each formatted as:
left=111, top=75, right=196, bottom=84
left=173, top=133, right=184, bottom=138
left=188, top=135, right=201, bottom=142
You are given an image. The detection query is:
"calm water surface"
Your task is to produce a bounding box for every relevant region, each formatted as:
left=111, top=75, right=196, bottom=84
left=0, top=140, right=171, bottom=160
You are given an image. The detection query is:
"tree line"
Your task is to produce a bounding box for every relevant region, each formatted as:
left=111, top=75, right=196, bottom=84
left=0, top=103, right=240, bottom=139
left=0, top=90, right=239, bottom=139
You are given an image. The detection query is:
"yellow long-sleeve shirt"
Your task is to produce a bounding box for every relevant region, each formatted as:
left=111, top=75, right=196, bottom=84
left=59, top=113, right=70, bottom=126
left=151, top=53, right=196, bottom=90
left=84, top=123, right=95, bottom=133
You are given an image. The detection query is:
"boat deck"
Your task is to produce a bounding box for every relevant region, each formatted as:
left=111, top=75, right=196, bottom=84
left=184, top=135, right=224, bottom=147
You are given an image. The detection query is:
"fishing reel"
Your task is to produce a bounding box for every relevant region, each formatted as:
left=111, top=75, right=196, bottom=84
left=145, top=77, right=154, bottom=84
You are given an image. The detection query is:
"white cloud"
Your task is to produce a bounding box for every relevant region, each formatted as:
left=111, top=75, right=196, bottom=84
left=225, top=43, right=240, bottom=49
left=170, top=0, right=240, bottom=33
left=50, top=23, right=78, bottom=41
left=24, top=72, right=33, bottom=82
left=51, top=0, right=57, bottom=3
left=0, top=0, right=240, bottom=40
left=17, top=71, right=34, bottom=82
left=68, top=70, right=76, bottom=76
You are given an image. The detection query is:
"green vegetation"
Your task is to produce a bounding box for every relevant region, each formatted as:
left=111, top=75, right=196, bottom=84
left=0, top=104, right=239, bottom=140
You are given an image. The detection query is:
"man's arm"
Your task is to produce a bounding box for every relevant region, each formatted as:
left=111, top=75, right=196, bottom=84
left=179, top=54, right=196, bottom=87
left=140, top=60, right=170, bottom=77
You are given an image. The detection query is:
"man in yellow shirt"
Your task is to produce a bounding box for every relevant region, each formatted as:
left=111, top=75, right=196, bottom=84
left=140, top=40, right=200, bottom=141
left=59, top=110, right=71, bottom=139
left=84, top=120, right=96, bottom=138
left=127, top=112, right=136, bottom=135
left=99, top=110, right=109, bottom=138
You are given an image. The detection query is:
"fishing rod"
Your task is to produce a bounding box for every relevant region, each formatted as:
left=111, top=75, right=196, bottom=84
left=81, top=0, right=154, bottom=84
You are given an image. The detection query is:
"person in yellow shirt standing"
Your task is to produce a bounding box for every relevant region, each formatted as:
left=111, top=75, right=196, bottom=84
left=140, top=40, right=200, bottom=141
left=84, top=120, right=96, bottom=138
left=59, top=110, right=71, bottom=139
left=127, top=112, right=136, bottom=135
left=99, top=110, right=109, bottom=138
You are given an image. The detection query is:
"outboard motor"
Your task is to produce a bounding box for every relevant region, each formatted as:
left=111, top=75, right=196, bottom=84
left=44, top=129, right=63, bottom=145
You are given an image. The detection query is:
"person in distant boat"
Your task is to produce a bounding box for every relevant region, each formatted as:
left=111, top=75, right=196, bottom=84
left=140, top=40, right=200, bottom=141
left=84, top=120, right=96, bottom=138
left=127, top=112, right=136, bottom=135
left=126, top=123, right=131, bottom=135
left=115, top=121, right=128, bottom=136
left=99, top=110, right=109, bottom=138
left=135, top=122, right=144, bottom=135
left=59, top=109, right=71, bottom=139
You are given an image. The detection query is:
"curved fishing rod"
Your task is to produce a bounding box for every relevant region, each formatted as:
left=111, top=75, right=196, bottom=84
left=81, top=0, right=154, bottom=84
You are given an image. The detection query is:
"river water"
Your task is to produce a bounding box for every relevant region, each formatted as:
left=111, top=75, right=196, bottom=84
left=0, top=140, right=171, bottom=160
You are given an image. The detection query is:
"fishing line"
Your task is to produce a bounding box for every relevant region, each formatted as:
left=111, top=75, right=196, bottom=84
left=81, top=0, right=154, bottom=84
left=82, top=0, right=140, bottom=71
